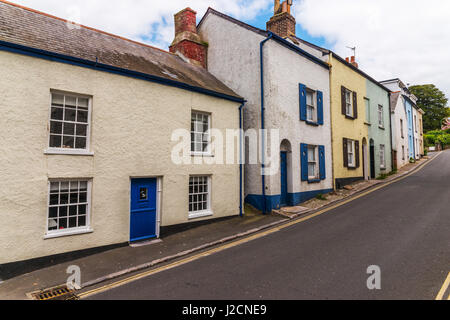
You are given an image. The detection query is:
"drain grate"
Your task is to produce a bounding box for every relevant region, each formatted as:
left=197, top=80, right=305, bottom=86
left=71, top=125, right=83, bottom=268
left=30, top=285, right=79, bottom=300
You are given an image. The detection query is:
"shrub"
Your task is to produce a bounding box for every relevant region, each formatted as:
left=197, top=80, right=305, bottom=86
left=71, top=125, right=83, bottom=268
left=315, top=194, right=327, bottom=201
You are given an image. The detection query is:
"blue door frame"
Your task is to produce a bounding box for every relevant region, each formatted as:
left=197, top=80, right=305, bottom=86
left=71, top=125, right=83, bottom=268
left=280, top=152, right=288, bottom=207
left=130, top=178, right=157, bottom=242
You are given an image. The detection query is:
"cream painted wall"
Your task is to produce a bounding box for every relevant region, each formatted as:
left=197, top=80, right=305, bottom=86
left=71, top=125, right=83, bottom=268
left=329, top=55, right=368, bottom=183
left=0, top=51, right=241, bottom=263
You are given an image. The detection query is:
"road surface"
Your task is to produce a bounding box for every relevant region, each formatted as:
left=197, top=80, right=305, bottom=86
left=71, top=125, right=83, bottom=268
left=86, top=151, right=450, bottom=300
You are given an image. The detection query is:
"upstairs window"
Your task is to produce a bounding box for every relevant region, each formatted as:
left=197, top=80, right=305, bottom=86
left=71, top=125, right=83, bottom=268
left=49, top=92, right=90, bottom=151
left=378, top=105, right=384, bottom=127
left=345, top=90, right=353, bottom=117
left=365, top=98, right=371, bottom=123
left=400, top=119, right=404, bottom=138
left=191, top=111, right=211, bottom=155
left=306, top=90, right=315, bottom=122
left=299, top=84, right=324, bottom=125
left=341, top=86, right=357, bottom=119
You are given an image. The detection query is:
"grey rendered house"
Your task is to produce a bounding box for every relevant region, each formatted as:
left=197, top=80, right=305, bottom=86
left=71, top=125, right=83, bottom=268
left=198, top=3, right=334, bottom=213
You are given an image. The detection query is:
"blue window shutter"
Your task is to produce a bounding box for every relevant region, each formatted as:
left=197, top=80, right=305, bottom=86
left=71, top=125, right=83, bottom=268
left=317, top=90, right=324, bottom=125
left=299, top=84, right=307, bottom=121
left=301, top=143, right=308, bottom=181
left=319, top=145, right=326, bottom=180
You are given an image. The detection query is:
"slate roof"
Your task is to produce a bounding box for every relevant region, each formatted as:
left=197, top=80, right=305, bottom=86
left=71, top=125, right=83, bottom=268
left=0, top=1, right=242, bottom=101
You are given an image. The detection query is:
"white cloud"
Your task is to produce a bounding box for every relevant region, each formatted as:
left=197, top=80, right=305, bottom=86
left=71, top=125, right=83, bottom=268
left=296, top=0, right=450, bottom=96
left=12, top=0, right=271, bottom=49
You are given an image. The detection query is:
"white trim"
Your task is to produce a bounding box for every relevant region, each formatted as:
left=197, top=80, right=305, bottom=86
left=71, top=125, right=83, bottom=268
left=188, top=175, right=212, bottom=219
left=347, top=140, right=356, bottom=168
left=44, top=227, right=93, bottom=239
left=48, top=90, right=93, bottom=154
left=45, top=179, right=92, bottom=238
left=44, top=149, right=94, bottom=156
left=190, top=111, right=212, bottom=156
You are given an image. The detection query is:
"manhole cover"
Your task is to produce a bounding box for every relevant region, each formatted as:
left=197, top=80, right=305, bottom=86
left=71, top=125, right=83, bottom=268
left=29, top=285, right=78, bottom=300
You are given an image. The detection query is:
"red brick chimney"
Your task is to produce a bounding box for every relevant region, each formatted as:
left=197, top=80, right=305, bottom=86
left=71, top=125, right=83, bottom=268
left=169, top=8, right=207, bottom=68
left=267, top=0, right=296, bottom=38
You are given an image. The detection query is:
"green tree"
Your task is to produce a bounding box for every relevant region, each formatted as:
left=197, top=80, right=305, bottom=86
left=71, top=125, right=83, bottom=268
left=409, top=84, right=448, bottom=131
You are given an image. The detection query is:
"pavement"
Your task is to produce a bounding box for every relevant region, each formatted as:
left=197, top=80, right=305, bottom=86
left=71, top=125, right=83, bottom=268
left=0, top=152, right=443, bottom=300
left=79, top=150, right=449, bottom=300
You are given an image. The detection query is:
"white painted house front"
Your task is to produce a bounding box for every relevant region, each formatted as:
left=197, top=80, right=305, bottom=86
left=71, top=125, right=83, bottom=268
left=0, top=2, right=243, bottom=265
left=381, top=78, right=421, bottom=167
left=198, top=6, right=333, bottom=213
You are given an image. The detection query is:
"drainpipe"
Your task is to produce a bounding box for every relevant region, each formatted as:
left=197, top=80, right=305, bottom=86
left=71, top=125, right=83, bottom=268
left=388, top=91, right=394, bottom=171
left=260, top=32, right=273, bottom=215
left=239, top=101, right=247, bottom=217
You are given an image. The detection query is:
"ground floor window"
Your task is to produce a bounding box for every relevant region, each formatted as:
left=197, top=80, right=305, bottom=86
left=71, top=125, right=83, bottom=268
left=380, top=145, right=386, bottom=168
left=307, top=145, right=318, bottom=179
left=402, top=146, right=405, bottom=160
left=189, top=176, right=211, bottom=218
left=48, top=180, right=91, bottom=233
left=347, top=140, right=356, bottom=168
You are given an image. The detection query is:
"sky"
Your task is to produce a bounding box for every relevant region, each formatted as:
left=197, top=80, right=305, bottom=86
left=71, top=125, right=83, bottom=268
left=9, top=0, right=450, bottom=98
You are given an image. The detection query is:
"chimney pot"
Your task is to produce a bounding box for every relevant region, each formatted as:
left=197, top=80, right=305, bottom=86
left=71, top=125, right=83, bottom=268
left=267, top=0, right=296, bottom=38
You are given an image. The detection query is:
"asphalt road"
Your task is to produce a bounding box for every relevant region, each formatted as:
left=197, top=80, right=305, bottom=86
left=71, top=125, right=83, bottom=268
left=87, top=151, right=450, bottom=300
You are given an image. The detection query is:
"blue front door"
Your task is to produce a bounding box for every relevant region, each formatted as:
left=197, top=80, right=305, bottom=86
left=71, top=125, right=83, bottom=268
left=130, top=178, right=157, bottom=242
left=280, top=152, right=288, bottom=206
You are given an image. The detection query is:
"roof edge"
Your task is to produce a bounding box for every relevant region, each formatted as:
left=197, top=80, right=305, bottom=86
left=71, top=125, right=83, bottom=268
left=0, top=40, right=244, bottom=103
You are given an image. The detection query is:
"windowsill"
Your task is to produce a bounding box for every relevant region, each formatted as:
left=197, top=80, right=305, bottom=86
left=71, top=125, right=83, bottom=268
left=191, top=152, right=214, bottom=158
left=188, top=210, right=213, bottom=220
left=378, top=126, right=385, bottom=130
left=345, top=115, right=355, bottom=120
left=307, top=178, right=321, bottom=184
left=44, top=227, right=93, bottom=239
left=305, top=120, right=319, bottom=126
left=45, top=149, right=94, bottom=156
left=380, top=167, right=386, bottom=171
left=347, top=166, right=357, bottom=170
left=364, top=122, right=371, bottom=126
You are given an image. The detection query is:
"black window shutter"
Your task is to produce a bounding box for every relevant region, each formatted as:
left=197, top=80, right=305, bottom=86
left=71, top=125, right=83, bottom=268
left=341, top=86, right=346, bottom=116
left=353, top=91, right=358, bottom=119
left=355, top=140, right=360, bottom=168
left=343, top=138, right=348, bottom=168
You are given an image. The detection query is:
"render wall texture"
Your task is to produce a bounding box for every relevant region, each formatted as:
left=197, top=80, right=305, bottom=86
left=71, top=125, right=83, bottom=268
left=391, top=96, right=411, bottom=169
left=199, top=13, right=266, bottom=198
left=365, top=79, right=393, bottom=177
left=0, top=51, right=241, bottom=263
left=329, top=55, right=368, bottom=184
left=199, top=12, right=333, bottom=209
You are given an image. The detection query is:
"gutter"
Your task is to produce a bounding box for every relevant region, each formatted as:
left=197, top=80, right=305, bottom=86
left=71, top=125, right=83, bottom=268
left=239, top=101, right=247, bottom=217
left=0, top=40, right=244, bottom=104
left=260, top=32, right=273, bottom=215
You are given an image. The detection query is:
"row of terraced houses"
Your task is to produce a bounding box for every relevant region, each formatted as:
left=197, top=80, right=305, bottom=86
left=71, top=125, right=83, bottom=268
left=0, top=0, right=424, bottom=267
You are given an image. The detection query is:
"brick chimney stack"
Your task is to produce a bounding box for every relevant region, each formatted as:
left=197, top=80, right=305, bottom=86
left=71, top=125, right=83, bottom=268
left=267, top=0, right=296, bottom=39
left=170, top=8, right=207, bottom=68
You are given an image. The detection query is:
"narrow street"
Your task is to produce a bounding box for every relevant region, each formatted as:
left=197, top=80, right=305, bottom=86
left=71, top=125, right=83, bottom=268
left=86, top=151, right=450, bottom=300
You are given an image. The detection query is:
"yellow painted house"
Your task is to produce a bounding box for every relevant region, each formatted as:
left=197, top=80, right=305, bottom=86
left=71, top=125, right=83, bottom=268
left=328, top=54, right=369, bottom=189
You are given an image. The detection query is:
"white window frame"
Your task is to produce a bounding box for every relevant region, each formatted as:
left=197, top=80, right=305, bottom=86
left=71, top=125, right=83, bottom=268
left=380, top=145, right=386, bottom=169
left=45, top=91, right=93, bottom=156
left=378, top=105, right=384, bottom=128
left=188, top=175, right=212, bottom=219
left=345, top=89, right=353, bottom=117
left=191, top=111, right=211, bottom=156
left=307, top=145, right=319, bottom=180
left=364, top=98, right=371, bottom=123
left=400, top=119, right=404, bottom=138
left=347, top=140, right=356, bottom=168
left=306, top=90, right=316, bottom=122
left=45, top=179, right=93, bottom=239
